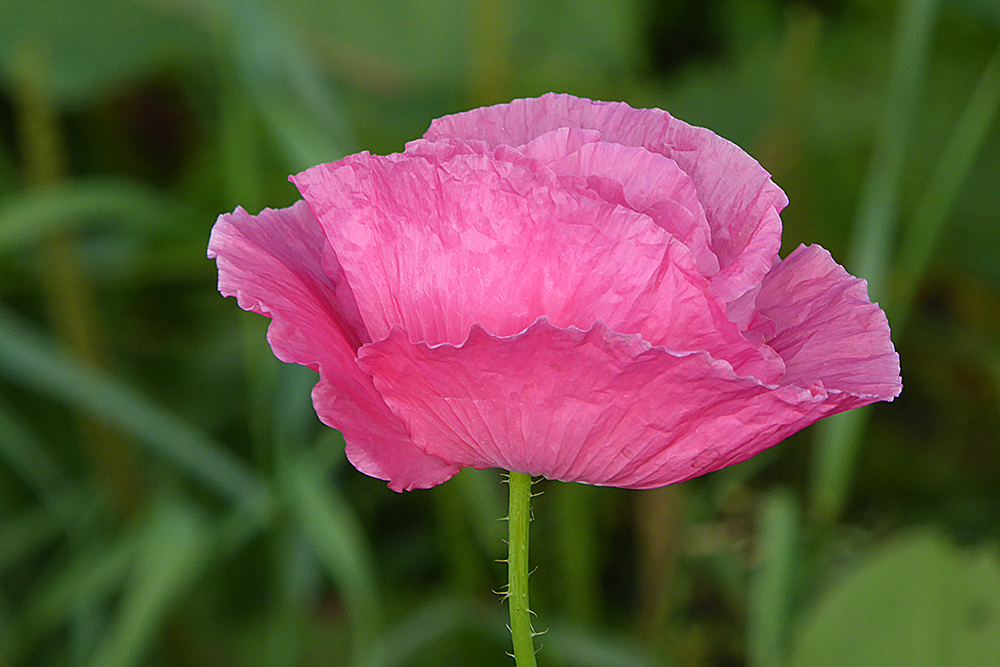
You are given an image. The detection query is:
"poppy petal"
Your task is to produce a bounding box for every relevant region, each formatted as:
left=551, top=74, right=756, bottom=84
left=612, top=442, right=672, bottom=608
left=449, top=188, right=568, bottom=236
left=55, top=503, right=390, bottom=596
left=357, top=318, right=886, bottom=489
left=209, top=202, right=459, bottom=490
left=756, top=244, right=902, bottom=399
left=294, top=152, right=779, bottom=381
left=424, top=93, right=785, bottom=302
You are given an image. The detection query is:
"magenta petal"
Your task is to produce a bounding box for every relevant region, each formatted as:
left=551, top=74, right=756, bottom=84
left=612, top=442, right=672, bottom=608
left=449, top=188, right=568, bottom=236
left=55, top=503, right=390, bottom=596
left=406, top=130, right=716, bottom=277
left=293, top=151, right=780, bottom=380
left=294, top=150, right=622, bottom=345
left=756, top=244, right=902, bottom=399
left=289, top=151, right=668, bottom=343
left=211, top=95, right=900, bottom=494
left=519, top=128, right=720, bottom=277
left=613, top=236, right=784, bottom=382
left=208, top=202, right=459, bottom=491
left=357, top=318, right=880, bottom=489
left=424, top=93, right=785, bottom=301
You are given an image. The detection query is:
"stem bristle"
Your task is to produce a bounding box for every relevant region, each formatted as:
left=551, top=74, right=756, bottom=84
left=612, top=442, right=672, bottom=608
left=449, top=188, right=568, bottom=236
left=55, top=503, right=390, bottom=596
left=506, top=471, right=539, bottom=666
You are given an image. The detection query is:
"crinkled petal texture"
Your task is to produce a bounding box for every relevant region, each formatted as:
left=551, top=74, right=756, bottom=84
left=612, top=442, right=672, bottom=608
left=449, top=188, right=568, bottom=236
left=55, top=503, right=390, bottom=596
left=208, top=201, right=459, bottom=491
left=423, top=93, right=788, bottom=303
left=209, top=94, right=901, bottom=491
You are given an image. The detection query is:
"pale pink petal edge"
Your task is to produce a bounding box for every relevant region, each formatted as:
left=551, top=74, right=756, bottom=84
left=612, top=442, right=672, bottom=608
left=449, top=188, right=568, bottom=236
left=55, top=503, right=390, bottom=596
left=757, top=244, right=902, bottom=400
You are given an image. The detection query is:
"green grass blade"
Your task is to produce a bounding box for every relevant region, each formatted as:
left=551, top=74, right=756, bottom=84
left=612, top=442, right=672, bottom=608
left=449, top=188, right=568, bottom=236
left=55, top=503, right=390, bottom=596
left=209, top=0, right=353, bottom=169
left=86, top=500, right=210, bottom=667
left=12, top=500, right=263, bottom=665
left=0, top=502, right=67, bottom=570
left=0, top=394, right=68, bottom=502
left=0, top=306, right=271, bottom=513
left=271, top=362, right=321, bottom=455
left=748, top=488, right=801, bottom=667
left=0, top=121, right=15, bottom=192
left=811, top=0, right=941, bottom=526
left=260, top=526, right=319, bottom=667
left=454, top=468, right=505, bottom=559
left=810, top=408, right=874, bottom=526
left=20, top=528, right=137, bottom=644
left=0, top=0, right=208, bottom=106
left=555, top=481, right=599, bottom=625
left=359, top=598, right=661, bottom=667
left=892, top=41, right=1000, bottom=329
left=0, top=177, right=198, bottom=251
left=846, top=0, right=941, bottom=300
left=544, top=622, right=662, bottom=667
left=431, top=473, right=487, bottom=594
left=357, top=598, right=502, bottom=667
left=279, top=453, right=382, bottom=657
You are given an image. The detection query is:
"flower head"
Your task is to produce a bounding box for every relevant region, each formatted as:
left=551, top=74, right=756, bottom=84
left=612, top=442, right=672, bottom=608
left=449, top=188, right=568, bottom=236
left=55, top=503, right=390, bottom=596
left=209, top=93, right=901, bottom=491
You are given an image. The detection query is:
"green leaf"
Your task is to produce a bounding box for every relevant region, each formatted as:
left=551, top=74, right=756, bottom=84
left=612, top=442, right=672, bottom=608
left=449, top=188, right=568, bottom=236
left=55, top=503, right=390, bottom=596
left=212, top=0, right=354, bottom=169
left=0, top=177, right=198, bottom=251
left=21, top=528, right=137, bottom=641
left=0, top=307, right=271, bottom=513
left=278, top=452, right=382, bottom=657
left=789, top=529, right=1000, bottom=667
left=0, top=394, right=68, bottom=502
left=0, top=0, right=208, bottom=107
left=0, top=503, right=66, bottom=570
left=86, top=500, right=211, bottom=667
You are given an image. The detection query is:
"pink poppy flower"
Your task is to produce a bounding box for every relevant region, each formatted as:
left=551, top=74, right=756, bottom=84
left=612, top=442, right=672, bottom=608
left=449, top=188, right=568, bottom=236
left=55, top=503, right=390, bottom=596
left=209, top=93, right=901, bottom=492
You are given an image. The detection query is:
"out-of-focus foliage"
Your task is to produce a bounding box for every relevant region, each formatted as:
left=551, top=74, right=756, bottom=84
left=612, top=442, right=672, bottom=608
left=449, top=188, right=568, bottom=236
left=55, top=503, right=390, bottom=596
left=789, top=529, right=1000, bottom=667
left=0, top=0, right=998, bottom=666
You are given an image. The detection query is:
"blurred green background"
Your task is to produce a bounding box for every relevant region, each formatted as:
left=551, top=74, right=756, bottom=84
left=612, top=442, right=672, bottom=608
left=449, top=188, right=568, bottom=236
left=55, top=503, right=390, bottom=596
left=2, top=0, right=999, bottom=665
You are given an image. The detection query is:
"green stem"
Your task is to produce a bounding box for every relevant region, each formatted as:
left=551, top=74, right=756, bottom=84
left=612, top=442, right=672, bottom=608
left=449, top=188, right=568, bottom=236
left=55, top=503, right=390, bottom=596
left=507, top=471, right=538, bottom=667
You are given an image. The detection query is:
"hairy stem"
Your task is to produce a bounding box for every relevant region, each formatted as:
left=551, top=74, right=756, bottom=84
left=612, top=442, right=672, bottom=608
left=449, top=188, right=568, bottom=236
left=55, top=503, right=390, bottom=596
left=507, top=471, right=538, bottom=666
